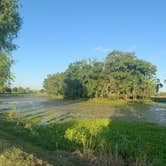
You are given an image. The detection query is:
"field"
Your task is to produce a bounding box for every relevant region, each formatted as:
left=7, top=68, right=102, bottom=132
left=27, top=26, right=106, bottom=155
left=0, top=96, right=166, bottom=165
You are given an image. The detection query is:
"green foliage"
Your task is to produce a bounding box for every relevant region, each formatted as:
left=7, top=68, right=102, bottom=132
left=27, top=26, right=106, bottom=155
left=65, top=119, right=109, bottom=153
left=1, top=119, right=166, bottom=165
left=43, top=72, right=64, bottom=96
left=104, top=51, right=157, bottom=99
left=0, top=0, right=22, bottom=52
left=43, top=51, right=160, bottom=100
left=63, top=59, right=106, bottom=98
left=12, top=86, right=33, bottom=94
left=7, top=110, right=19, bottom=121
left=0, top=147, right=50, bottom=166
left=0, top=136, right=51, bottom=166
left=0, top=54, right=13, bottom=92
left=0, top=0, right=22, bottom=92
left=0, top=128, right=150, bottom=166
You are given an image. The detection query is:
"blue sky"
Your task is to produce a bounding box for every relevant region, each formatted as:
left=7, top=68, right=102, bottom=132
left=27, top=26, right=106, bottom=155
left=13, top=0, right=166, bottom=91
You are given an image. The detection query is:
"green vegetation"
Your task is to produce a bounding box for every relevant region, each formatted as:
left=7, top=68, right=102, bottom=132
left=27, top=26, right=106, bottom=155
left=87, top=97, right=155, bottom=105
left=0, top=116, right=166, bottom=165
left=44, top=51, right=162, bottom=100
left=1, top=96, right=161, bottom=125
left=0, top=0, right=22, bottom=93
left=0, top=87, right=34, bottom=95
left=0, top=95, right=165, bottom=165
left=43, top=73, right=65, bottom=96
left=0, top=2, right=165, bottom=165
left=0, top=142, right=51, bottom=166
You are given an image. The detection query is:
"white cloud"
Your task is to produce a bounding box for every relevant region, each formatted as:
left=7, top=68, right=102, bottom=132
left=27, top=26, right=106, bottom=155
left=94, top=46, right=112, bottom=54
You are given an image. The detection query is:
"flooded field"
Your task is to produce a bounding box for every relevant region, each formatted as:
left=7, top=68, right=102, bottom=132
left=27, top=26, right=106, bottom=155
left=0, top=96, right=166, bottom=126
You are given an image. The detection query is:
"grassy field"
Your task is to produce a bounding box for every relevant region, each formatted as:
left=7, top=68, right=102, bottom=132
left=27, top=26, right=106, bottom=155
left=0, top=117, right=166, bottom=165
left=0, top=97, right=166, bottom=165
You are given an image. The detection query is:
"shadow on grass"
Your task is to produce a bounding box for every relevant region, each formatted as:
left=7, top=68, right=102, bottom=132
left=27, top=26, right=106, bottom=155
left=0, top=112, right=166, bottom=165
left=0, top=115, right=85, bottom=165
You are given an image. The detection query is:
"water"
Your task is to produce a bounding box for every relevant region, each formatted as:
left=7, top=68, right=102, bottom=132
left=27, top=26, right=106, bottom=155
left=0, top=96, right=166, bottom=126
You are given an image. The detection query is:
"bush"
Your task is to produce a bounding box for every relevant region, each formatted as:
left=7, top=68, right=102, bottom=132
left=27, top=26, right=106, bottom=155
left=65, top=119, right=109, bottom=153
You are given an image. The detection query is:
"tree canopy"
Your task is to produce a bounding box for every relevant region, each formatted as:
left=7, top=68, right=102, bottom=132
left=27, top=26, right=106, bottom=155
left=43, top=73, right=64, bottom=96
left=0, top=0, right=22, bottom=52
left=0, top=0, right=22, bottom=92
left=43, top=51, right=160, bottom=99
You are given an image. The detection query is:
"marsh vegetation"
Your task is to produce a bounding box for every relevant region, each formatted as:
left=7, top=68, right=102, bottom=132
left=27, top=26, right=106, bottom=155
left=0, top=96, right=166, bottom=165
left=0, top=96, right=166, bottom=125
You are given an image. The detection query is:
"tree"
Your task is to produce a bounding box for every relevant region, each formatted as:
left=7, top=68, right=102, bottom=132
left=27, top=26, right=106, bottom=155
left=63, top=60, right=88, bottom=98
left=0, top=54, right=13, bottom=92
left=43, top=73, right=64, bottom=96
left=104, top=51, right=157, bottom=99
left=63, top=59, right=106, bottom=98
left=0, top=0, right=22, bottom=52
left=43, top=50, right=159, bottom=100
left=155, top=79, right=163, bottom=93
left=0, top=0, right=22, bottom=92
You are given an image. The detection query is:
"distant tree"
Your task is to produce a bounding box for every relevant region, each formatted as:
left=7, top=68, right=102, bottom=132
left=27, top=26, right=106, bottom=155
left=40, top=89, right=45, bottom=93
left=24, top=87, right=33, bottom=93
left=104, top=50, right=157, bottom=99
left=43, top=73, right=64, bottom=96
left=63, top=60, right=88, bottom=98
left=4, top=87, right=12, bottom=93
left=12, top=87, right=32, bottom=93
left=43, top=50, right=159, bottom=100
left=12, top=87, right=18, bottom=93
left=155, top=79, right=163, bottom=93
left=15, top=87, right=25, bottom=93
left=63, top=59, right=106, bottom=98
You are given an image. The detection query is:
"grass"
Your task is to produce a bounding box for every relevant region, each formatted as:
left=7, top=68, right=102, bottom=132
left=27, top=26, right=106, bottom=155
left=87, top=97, right=155, bottom=105
left=0, top=117, right=166, bottom=165
left=0, top=128, right=94, bottom=166
left=0, top=97, right=166, bottom=165
left=0, top=130, right=51, bottom=166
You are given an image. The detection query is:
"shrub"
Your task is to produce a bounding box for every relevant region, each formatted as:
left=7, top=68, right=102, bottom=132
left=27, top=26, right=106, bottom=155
left=7, top=111, right=19, bottom=121
left=65, top=119, right=109, bottom=153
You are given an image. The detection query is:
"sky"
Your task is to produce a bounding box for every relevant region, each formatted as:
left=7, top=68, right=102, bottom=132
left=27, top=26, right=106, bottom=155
left=13, top=0, right=166, bottom=91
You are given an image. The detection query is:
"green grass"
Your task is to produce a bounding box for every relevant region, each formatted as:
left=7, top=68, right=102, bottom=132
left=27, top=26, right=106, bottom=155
left=0, top=128, right=94, bottom=166
left=0, top=118, right=166, bottom=165
left=0, top=97, right=165, bottom=165
left=87, top=97, right=155, bottom=105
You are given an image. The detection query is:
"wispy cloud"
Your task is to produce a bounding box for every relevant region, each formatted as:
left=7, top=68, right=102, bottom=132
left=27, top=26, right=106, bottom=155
left=94, top=46, right=112, bottom=54
left=95, top=45, right=137, bottom=54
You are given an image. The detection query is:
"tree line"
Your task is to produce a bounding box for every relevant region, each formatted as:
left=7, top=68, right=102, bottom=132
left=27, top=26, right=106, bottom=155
left=1, top=86, right=33, bottom=94
left=43, top=51, right=162, bottom=100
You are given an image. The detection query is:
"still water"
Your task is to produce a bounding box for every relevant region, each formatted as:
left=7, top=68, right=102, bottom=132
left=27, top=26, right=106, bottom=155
left=0, top=96, right=166, bottom=126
